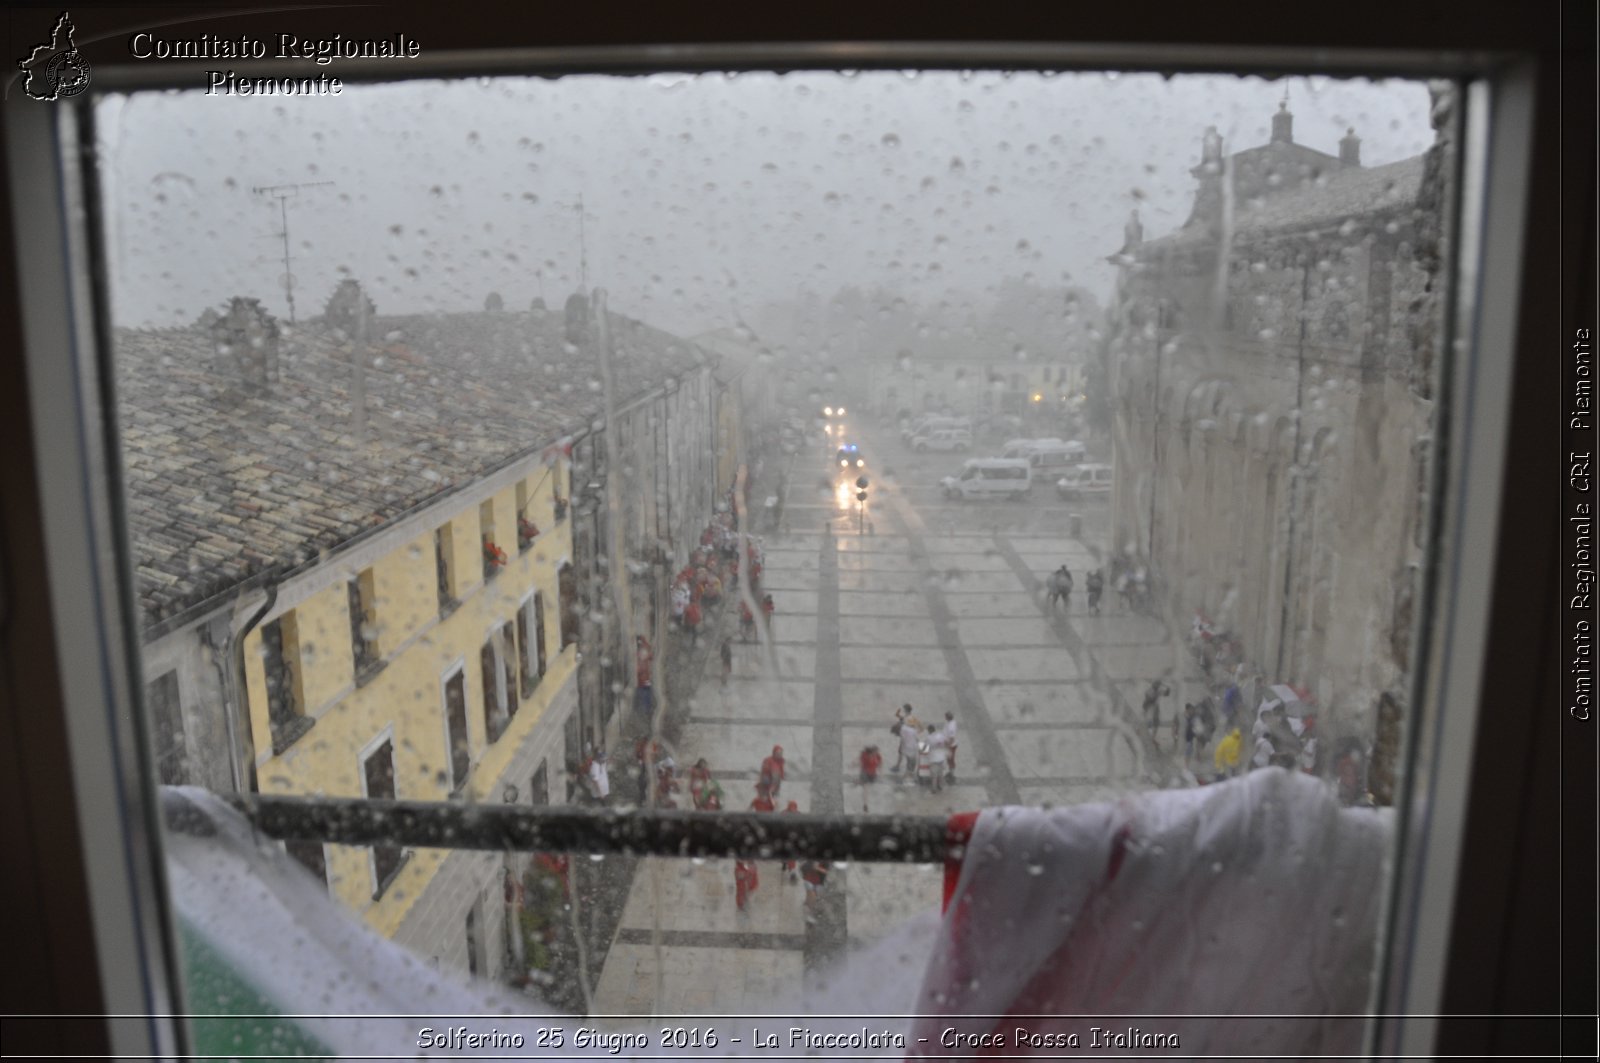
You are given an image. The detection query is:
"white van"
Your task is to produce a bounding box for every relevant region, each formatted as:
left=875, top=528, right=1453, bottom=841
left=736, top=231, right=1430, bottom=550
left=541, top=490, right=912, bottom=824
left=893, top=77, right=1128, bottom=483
left=903, top=414, right=951, bottom=442
left=1055, top=462, right=1114, bottom=499
left=1000, top=437, right=1065, bottom=460
left=1025, top=439, right=1088, bottom=472
left=914, top=427, right=972, bottom=452
left=942, top=458, right=1032, bottom=500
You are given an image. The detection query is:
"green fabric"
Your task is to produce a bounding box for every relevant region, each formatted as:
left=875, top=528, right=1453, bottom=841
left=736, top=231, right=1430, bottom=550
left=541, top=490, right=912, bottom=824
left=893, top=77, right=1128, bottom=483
left=178, top=915, right=331, bottom=1059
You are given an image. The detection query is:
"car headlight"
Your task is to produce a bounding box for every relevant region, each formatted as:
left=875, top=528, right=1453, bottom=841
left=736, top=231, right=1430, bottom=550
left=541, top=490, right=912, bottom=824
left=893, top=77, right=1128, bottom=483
left=840, top=459, right=849, bottom=466
left=838, top=406, right=846, bottom=415
left=856, top=459, right=864, bottom=467
left=824, top=406, right=834, bottom=416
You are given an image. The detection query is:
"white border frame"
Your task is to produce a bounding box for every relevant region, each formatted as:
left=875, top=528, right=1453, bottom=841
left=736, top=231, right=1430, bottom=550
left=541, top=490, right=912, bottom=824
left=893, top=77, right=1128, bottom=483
left=6, top=36, right=1543, bottom=1059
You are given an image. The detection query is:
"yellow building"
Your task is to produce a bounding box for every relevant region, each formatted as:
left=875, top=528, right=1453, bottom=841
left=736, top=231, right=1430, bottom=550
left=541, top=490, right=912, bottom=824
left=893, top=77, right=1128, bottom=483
left=120, top=295, right=710, bottom=975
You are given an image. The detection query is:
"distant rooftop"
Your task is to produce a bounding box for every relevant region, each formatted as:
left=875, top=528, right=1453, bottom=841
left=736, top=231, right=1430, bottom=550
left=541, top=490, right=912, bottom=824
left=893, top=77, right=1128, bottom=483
left=1150, top=155, right=1426, bottom=251
left=117, top=304, right=710, bottom=632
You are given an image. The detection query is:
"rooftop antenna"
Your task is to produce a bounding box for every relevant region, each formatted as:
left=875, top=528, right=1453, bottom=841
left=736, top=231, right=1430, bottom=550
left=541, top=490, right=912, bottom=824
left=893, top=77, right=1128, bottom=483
left=576, top=194, right=588, bottom=293
left=252, top=181, right=334, bottom=324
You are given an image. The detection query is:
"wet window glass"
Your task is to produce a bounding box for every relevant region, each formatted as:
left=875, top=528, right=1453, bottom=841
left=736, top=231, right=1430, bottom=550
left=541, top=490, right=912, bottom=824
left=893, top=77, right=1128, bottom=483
left=99, top=69, right=1450, bottom=1047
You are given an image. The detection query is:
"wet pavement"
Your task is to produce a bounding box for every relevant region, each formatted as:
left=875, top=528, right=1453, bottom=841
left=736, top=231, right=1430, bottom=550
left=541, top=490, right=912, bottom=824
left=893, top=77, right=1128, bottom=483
left=588, top=418, right=1204, bottom=1016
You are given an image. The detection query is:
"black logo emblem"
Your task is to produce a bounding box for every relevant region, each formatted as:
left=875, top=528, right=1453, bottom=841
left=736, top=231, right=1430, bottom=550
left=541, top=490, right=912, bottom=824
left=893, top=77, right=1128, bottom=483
left=18, top=13, right=92, bottom=101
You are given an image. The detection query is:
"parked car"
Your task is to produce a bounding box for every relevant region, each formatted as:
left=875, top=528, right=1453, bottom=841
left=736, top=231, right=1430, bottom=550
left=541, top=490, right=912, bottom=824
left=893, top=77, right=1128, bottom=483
left=942, top=458, right=1032, bottom=500
left=1056, top=462, right=1114, bottom=499
left=913, top=427, right=972, bottom=453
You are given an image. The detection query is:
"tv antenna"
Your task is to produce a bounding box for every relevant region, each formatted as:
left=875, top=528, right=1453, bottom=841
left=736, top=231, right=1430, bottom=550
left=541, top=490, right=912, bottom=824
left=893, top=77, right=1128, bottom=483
left=575, top=194, right=588, bottom=293
left=252, top=181, right=334, bottom=324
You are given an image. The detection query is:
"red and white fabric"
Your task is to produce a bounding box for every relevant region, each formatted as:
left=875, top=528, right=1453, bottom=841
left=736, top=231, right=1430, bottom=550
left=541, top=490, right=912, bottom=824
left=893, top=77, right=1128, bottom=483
left=911, top=769, right=1392, bottom=1058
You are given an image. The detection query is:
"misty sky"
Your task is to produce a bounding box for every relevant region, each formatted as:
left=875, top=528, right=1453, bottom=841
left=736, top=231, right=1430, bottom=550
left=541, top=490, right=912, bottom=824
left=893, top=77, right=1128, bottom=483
left=96, top=70, right=1434, bottom=337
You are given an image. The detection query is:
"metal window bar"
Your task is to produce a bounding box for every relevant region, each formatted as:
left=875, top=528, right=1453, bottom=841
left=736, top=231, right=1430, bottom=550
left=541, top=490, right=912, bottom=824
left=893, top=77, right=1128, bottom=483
left=211, top=794, right=956, bottom=863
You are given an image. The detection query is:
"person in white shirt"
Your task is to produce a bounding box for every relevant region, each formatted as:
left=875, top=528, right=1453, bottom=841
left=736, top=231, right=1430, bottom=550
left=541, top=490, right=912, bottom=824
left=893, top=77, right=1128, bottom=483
left=925, top=724, right=950, bottom=793
left=587, top=749, right=611, bottom=804
left=1251, top=733, right=1275, bottom=771
left=898, top=711, right=922, bottom=782
left=942, top=711, right=959, bottom=782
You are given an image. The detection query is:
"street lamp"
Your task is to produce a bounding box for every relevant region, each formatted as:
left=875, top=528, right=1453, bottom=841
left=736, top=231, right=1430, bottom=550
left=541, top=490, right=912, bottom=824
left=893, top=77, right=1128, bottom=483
left=855, top=475, right=869, bottom=535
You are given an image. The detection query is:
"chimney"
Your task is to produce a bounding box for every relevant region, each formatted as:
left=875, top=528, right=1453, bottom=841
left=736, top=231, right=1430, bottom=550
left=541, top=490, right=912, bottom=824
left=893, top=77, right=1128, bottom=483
left=1271, top=98, right=1294, bottom=144
left=1340, top=127, right=1362, bottom=167
left=1201, top=125, right=1224, bottom=169
left=210, top=297, right=280, bottom=391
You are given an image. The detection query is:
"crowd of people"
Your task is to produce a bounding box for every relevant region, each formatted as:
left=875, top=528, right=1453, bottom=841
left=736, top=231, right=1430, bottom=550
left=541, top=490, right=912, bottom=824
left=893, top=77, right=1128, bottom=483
left=671, top=508, right=772, bottom=646
left=1127, top=610, right=1373, bottom=802
left=881, top=703, right=959, bottom=793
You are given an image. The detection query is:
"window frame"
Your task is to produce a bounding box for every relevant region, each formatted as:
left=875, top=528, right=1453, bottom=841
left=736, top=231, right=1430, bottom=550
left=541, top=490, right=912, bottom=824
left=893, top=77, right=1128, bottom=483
left=357, top=727, right=406, bottom=899
left=439, top=658, right=471, bottom=792
left=0, top=15, right=1579, bottom=1062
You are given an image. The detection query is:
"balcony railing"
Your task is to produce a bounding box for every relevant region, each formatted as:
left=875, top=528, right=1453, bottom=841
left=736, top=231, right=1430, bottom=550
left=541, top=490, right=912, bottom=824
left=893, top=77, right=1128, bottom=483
left=211, top=794, right=954, bottom=862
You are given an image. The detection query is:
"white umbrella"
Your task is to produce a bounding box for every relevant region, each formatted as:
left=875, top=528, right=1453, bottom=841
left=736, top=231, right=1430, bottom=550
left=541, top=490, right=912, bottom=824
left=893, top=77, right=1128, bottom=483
left=1270, top=684, right=1309, bottom=717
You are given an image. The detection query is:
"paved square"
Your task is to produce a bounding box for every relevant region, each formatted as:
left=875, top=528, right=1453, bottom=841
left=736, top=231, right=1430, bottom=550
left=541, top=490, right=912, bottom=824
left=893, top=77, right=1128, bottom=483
left=855, top=780, right=991, bottom=817
left=995, top=727, right=1140, bottom=780
left=837, top=551, right=924, bottom=573
left=1093, top=644, right=1193, bottom=681
left=728, top=644, right=817, bottom=679
left=941, top=591, right=1040, bottom=617
left=949, top=616, right=1061, bottom=646
left=760, top=549, right=820, bottom=569
left=1074, top=613, right=1171, bottom=646
left=964, top=647, right=1081, bottom=682
left=836, top=591, right=929, bottom=617
left=919, top=536, right=998, bottom=553
left=838, top=616, right=940, bottom=646
left=697, top=678, right=818, bottom=722
left=837, top=569, right=930, bottom=594
left=840, top=681, right=961, bottom=724
left=833, top=535, right=915, bottom=554
left=591, top=943, right=804, bottom=1016
left=842, top=863, right=942, bottom=946
left=838, top=646, right=950, bottom=681
left=676, top=722, right=816, bottom=775
left=980, top=681, right=1107, bottom=725
left=618, top=857, right=807, bottom=936
left=758, top=568, right=822, bottom=592
left=1015, top=550, right=1099, bottom=573
left=761, top=590, right=820, bottom=616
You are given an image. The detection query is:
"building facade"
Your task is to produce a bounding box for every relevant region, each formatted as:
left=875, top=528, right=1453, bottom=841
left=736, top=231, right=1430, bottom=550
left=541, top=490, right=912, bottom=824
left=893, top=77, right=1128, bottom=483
left=120, top=290, right=728, bottom=976
left=1106, top=101, right=1448, bottom=753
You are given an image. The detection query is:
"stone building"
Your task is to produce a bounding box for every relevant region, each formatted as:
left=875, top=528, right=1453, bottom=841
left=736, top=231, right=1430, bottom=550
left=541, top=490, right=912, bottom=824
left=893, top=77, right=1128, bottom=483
left=119, top=290, right=731, bottom=977
left=1106, top=99, right=1448, bottom=750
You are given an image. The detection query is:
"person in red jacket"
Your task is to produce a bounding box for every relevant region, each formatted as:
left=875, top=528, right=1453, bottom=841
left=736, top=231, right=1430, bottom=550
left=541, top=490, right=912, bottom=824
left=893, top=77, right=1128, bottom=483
left=688, top=757, right=713, bottom=808
left=759, top=745, right=786, bottom=797
left=859, top=744, right=883, bottom=784
left=734, top=859, right=760, bottom=911
left=749, top=782, right=776, bottom=814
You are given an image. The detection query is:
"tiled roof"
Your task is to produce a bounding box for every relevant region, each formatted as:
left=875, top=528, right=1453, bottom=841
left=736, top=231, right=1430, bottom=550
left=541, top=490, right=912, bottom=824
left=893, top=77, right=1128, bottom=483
left=1152, top=155, right=1425, bottom=250
left=117, top=306, right=709, bottom=631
